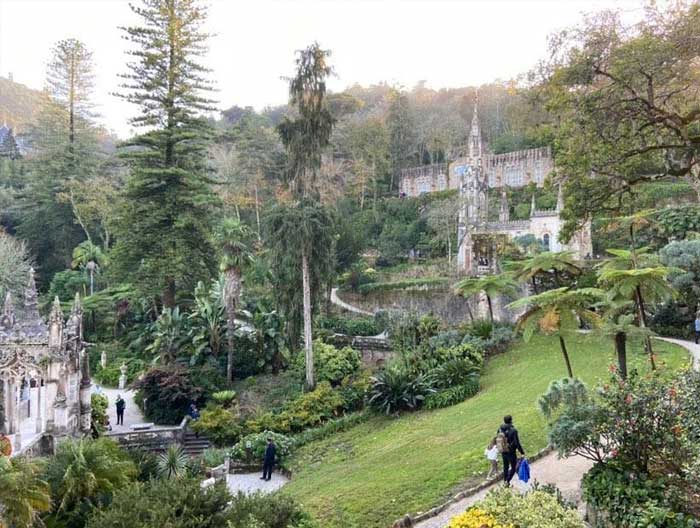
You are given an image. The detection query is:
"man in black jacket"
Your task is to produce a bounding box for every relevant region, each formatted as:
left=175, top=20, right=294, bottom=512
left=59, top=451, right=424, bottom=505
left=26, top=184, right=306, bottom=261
left=498, top=415, right=525, bottom=485
left=261, top=437, right=276, bottom=481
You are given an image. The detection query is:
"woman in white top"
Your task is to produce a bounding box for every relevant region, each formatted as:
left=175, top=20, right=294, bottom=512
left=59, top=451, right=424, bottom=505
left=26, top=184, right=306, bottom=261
left=485, top=437, right=499, bottom=479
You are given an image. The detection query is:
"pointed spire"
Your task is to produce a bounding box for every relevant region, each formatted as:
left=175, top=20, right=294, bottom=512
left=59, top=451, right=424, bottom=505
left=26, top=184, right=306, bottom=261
left=49, top=296, right=63, bottom=324
left=556, top=182, right=565, bottom=212
left=1, top=291, right=15, bottom=329
left=71, top=292, right=82, bottom=316
left=499, top=188, right=509, bottom=222
left=530, top=193, right=537, bottom=217
left=469, top=87, right=482, bottom=161
left=23, top=267, right=40, bottom=319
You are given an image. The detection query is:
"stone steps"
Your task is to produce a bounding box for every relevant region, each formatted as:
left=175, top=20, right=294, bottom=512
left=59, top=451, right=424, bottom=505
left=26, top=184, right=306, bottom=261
left=183, top=431, right=210, bottom=456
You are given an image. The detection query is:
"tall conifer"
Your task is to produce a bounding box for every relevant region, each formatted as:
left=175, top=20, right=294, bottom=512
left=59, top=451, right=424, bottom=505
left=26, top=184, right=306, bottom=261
left=112, top=0, right=219, bottom=307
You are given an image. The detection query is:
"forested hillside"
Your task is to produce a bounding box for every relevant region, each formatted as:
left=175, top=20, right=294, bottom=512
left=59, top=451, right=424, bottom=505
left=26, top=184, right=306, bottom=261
left=0, top=76, right=48, bottom=131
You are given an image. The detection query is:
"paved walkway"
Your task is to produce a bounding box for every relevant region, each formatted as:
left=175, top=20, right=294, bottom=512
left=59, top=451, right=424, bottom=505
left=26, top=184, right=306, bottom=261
left=93, top=387, right=146, bottom=433
left=225, top=471, right=289, bottom=495
left=330, top=288, right=374, bottom=316
left=416, top=338, right=700, bottom=528
left=415, top=453, right=593, bottom=528
left=655, top=336, right=700, bottom=371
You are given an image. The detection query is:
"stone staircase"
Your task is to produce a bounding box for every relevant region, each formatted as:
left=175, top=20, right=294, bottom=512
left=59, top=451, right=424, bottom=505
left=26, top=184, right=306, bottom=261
left=183, top=430, right=211, bottom=457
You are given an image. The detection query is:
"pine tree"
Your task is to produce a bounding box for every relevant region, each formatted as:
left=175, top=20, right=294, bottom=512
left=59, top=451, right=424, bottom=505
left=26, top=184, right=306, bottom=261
left=111, top=0, right=219, bottom=307
left=17, top=40, right=99, bottom=277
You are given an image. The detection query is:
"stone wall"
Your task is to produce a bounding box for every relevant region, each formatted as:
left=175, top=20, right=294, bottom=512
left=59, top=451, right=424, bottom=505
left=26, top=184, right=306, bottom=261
left=105, top=418, right=188, bottom=453
left=338, top=287, right=522, bottom=326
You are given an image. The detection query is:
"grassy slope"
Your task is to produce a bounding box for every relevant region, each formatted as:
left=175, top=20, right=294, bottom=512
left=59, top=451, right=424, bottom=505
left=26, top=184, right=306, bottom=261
left=283, top=334, right=689, bottom=528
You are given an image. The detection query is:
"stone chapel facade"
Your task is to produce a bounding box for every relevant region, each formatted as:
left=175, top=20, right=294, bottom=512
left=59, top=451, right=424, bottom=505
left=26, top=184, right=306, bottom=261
left=0, top=269, right=91, bottom=455
left=399, top=99, right=592, bottom=275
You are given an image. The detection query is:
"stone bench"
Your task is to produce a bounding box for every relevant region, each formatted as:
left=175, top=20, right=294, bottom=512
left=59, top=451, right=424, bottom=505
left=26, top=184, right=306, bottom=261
left=131, top=423, right=155, bottom=431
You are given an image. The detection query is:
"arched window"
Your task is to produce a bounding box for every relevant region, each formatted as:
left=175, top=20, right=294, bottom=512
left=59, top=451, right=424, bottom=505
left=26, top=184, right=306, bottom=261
left=543, top=233, right=550, bottom=251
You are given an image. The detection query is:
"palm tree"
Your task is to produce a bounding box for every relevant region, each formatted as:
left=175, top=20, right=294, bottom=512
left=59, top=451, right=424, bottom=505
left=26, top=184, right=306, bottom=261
left=156, top=445, right=189, bottom=480
left=72, top=240, right=107, bottom=296
left=44, top=438, right=136, bottom=520
left=597, top=248, right=676, bottom=370
left=215, top=218, right=252, bottom=384
left=511, top=251, right=581, bottom=293
left=597, top=300, right=652, bottom=380
left=455, top=272, right=520, bottom=324
left=508, top=287, right=604, bottom=378
left=0, top=456, right=51, bottom=528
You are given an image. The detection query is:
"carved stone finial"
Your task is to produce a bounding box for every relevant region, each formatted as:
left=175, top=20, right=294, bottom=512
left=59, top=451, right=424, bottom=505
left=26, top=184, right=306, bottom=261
left=1, top=291, right=15, bottom=329
left=23, top=267, right=40, bottom=318
left=49, top=296, right=62, bottom=323
left=556, top=182, right=564, bottom=212
left=71, top=292, right=82, bottom=316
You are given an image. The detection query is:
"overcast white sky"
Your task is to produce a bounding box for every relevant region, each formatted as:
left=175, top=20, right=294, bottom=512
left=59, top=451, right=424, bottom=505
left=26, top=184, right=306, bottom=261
left=0, top=0, right=647, bottom=138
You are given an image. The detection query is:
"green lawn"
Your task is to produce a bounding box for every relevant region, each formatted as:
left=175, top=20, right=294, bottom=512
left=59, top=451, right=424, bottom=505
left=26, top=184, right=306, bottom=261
left=283, top=334, right=689, bottom=528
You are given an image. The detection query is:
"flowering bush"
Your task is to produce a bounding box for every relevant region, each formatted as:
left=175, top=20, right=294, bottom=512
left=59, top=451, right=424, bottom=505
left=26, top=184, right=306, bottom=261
left=448, top=508, right=510, bottom=528
left=229, top=431, right=294, bottom=468
left=480, top=487, right=584, bottom=528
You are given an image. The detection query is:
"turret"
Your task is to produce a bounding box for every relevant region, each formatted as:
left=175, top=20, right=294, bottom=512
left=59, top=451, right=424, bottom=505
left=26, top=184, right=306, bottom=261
left=468, top=89, right=482, bottom=161
left=48, top=296, right=63, bottom=349
left=530, top=193, right=537, bottom=217
left=1, top=292, right=15, bottom=330
left=499, top=188, right=509, bottom=222
left=556, top=182, right=564, bottom=212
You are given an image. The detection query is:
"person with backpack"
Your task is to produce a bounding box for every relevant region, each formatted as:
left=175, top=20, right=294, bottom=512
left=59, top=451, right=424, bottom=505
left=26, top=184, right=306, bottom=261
left=496, top=415, right=525, bottom=485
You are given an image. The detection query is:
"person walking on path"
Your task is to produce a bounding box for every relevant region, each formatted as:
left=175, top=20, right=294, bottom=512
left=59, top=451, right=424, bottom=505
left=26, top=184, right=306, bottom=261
left=261, top=437, right=276, bottom=481
left=694, top=315, right=700, bottom=344
left=485, top=437, right=499, bottom=479
left=115, top=395, right=125, bottom=426
left=497, top=415, right=525, bottom=485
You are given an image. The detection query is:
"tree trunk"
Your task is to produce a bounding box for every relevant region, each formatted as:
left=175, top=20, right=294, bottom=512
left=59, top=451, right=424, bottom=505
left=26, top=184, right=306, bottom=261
left=635, top=285, right=656, bottom=370
left=614, top=331, right=628, bottom=380
left=254, top=183, right=262, bottom=242
left=558, top=334, right=574, bottom=378
left=223, top=268, right=242, bottom=384
left=486, top=294, right=494, bottom=324
left=301, top=246, right=315, bottom=391
left=163, top=279, right=176, bottom=309
left=531, top=276, right=537, bottom=295
left=465, top=296, right=475, bottom=323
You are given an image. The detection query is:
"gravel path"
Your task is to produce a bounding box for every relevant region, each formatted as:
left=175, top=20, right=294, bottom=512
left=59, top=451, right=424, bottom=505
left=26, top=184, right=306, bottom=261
left=93, top=387, right=146, bottom=433
left=330, top=288, right=374, bottom=316
left=415, top=337, right=700, bottom=528
left=654, top=336, right=700, bottom=371
left=415, top=453, right=593, bottom=528
left=225, top=472, right=289, bottom=495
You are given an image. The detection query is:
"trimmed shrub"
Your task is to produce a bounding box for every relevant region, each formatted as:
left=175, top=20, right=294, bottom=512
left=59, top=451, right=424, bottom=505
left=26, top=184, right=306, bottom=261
left=312, top=341, right=362, bottom=386
left=86, top=477, right=232, bottom=528
left=315, top=315, right=379, bottom=336
left=226, top=491, right=319, bottom=528
left=424, top=380, right=480, bottom=410
left=244, top=382, right=346, bottom=434
left=230, top=431, right=294, bottom=468
left=134, top=366, right=204, bottom=425
left=480, top=487, right=584, bottom=528
left=447, top=508, right=509, bottom=528
left=191, top=406, right=242, bottom=447
left=583, top=462, right=696, bottom=528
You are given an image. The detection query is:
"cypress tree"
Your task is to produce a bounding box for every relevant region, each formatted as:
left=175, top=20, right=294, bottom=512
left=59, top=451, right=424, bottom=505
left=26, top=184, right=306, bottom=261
left=112, top=0, right=219, bottom=307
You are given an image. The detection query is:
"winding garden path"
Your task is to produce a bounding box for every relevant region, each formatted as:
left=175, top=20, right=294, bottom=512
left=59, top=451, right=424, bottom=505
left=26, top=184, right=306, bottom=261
left=415, top=337, right=700, bottom=528
left=330, top=288, right=374, bottom=316
left=94, top=387, right=146, bottom=433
